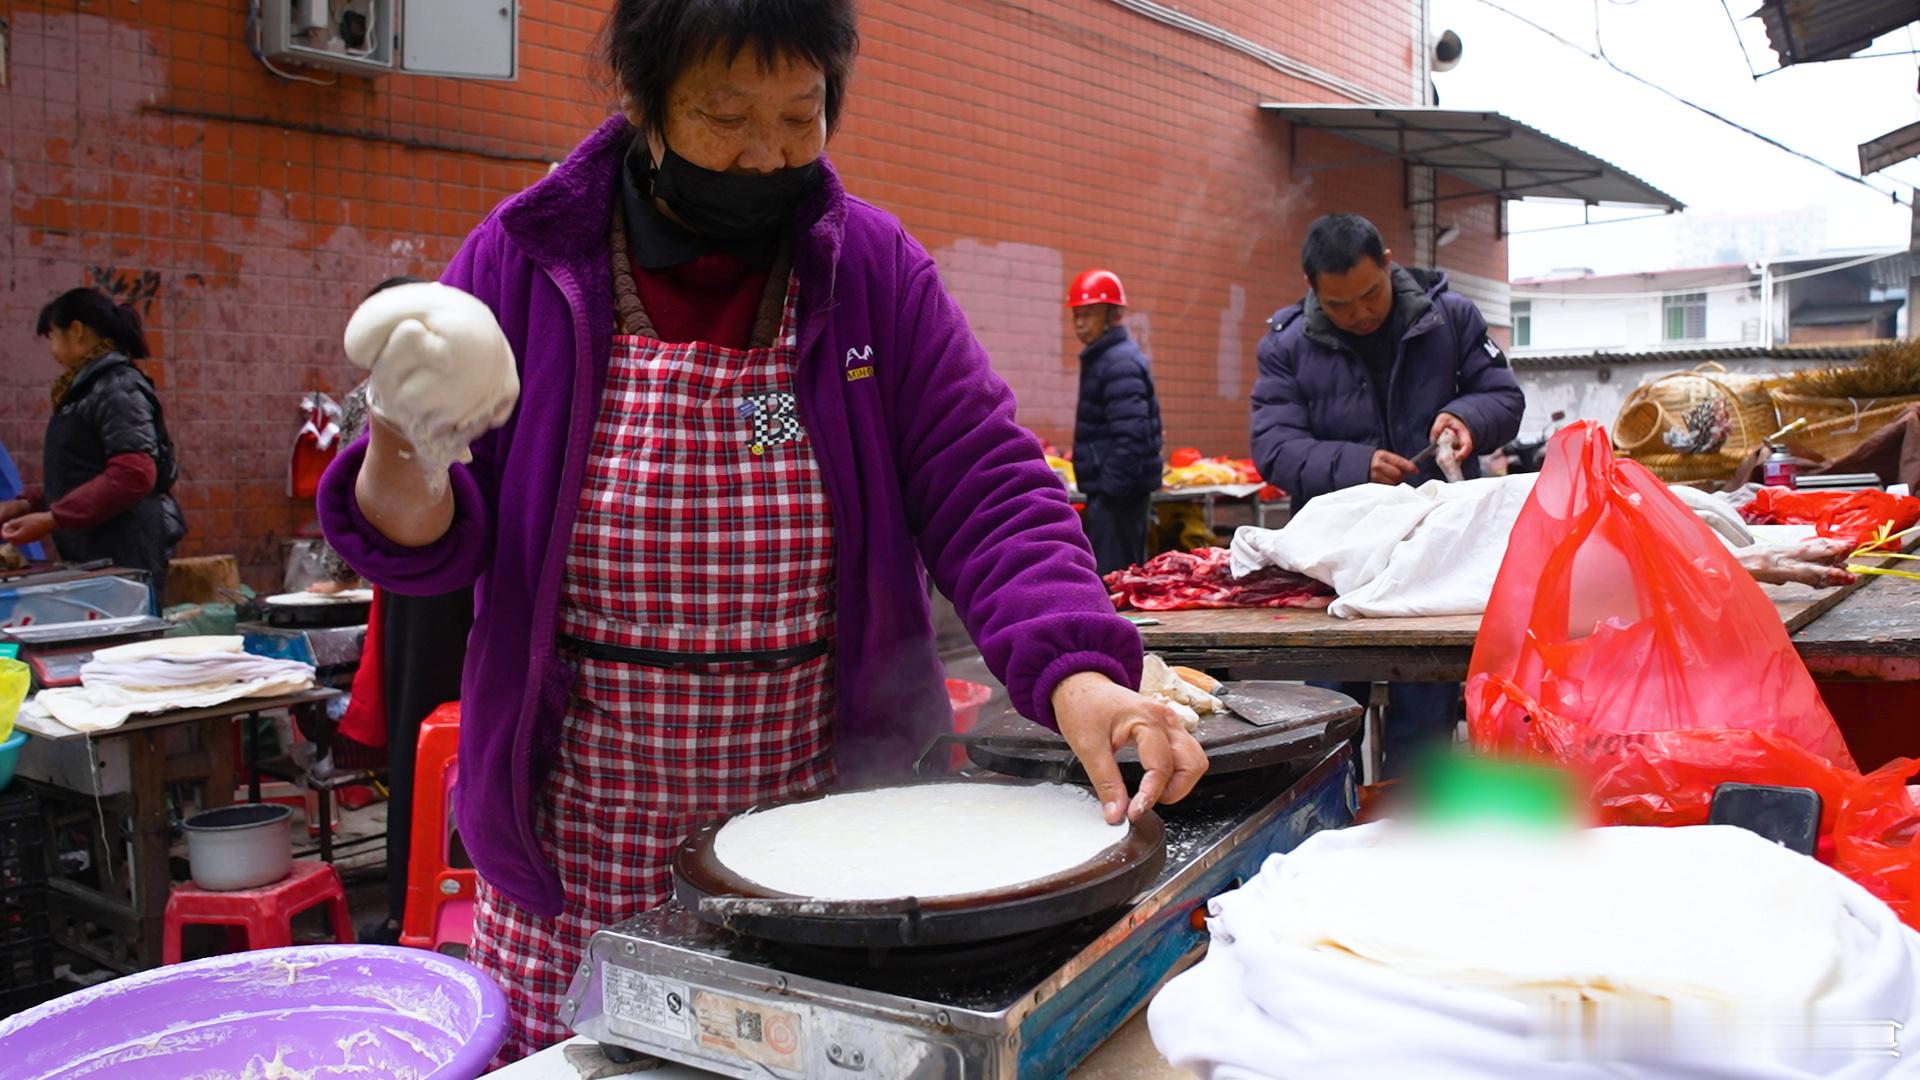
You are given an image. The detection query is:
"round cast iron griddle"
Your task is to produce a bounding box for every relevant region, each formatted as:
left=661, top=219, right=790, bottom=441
left=262, top=591, right=372, bottom=629
left=673, top=778, right=1166, bottom=948
left=961, top=682, right=1362, bottom=785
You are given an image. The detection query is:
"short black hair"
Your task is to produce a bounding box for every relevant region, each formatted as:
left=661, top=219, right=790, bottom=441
left=365, top=275, right=426, bottom=300
left=1301, top=214, right=1387, bottom=283
left=34, top=287, right=150, bottom=359
left=603, top=0, right=860, bottom=139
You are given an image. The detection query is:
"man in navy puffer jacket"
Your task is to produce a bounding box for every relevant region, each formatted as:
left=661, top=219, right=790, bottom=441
left=1250, top=215, right=1524, bottom=777
left=1070, top=268, right=1164, bottom=575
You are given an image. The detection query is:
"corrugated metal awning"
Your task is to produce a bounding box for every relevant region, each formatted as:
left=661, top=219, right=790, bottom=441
left=1860, top=119, right=1920, bottom=175
left=1754, top=0, right=1919, bottom=66
left=1263, top=105, right=1683, bottom=211
left=1510, top=342, right=1890, bottom=370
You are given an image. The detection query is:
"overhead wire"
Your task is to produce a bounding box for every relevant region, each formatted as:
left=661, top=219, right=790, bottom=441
left=1717, top=0, right=1761, bottom=80
left=1468, top=0, right=1907, bottom=206
left=1506, top=210, right=1673, bottom=235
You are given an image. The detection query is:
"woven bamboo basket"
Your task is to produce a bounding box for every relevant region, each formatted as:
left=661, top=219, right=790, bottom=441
left=1626, top=451, right=1752, bottom=485
left=1612, top=363, right=1785, bottom=482
left=1769, top=390, right=1920, bottom=462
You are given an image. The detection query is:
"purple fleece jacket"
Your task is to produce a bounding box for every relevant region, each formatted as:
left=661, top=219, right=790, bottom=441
left=318, top=117, right=1142, bottom=917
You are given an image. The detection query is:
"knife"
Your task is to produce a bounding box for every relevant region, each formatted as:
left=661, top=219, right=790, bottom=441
left=1172, top=668, right=1315, bottom=728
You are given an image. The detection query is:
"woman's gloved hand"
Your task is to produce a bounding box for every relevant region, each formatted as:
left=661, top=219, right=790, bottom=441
left=1737, top=537, right=1856, bottom=588
left=343, top=282, right=519, bottom=478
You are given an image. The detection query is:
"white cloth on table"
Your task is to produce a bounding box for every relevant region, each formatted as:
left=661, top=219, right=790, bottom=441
left=1149, top=822, right=1920, bottom=1080
left=90, top=635, right=249, bottom=662
left=20, top=635, right=315, bottom=733
left=25, top=675, right=316, bottom=733
left=80, top=652, right=312, bottom=690
left=1229, top=475, right=1535, bottom=618
left=1230, top=476, right=1829, bottom=619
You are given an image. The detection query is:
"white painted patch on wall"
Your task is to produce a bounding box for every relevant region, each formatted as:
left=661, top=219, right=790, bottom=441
left=1127, top=310, right=1153, bottom=362
left=930, top=238, right=1075, bottom=433
left=1217, top=284, right=1247, bottom=399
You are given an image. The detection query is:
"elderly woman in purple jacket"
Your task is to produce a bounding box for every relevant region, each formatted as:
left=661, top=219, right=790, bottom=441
left=318, top=0, right=1204, bottom=1059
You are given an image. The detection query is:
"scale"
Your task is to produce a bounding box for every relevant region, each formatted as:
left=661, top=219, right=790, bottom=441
left=563, top=745, right=1356, bottom=1078
left=2, top=615, right=176, bottom=688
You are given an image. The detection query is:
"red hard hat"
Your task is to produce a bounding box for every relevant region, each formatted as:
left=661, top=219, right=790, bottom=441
left=1067, top=269, right=1127, bottom=308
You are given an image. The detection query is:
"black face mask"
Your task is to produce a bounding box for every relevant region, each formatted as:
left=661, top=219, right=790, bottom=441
left=648, top=143, right=820, bottom=240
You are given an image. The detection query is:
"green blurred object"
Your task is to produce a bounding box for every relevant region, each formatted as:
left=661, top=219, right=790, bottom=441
left=1414, top=753, right=1578, bottom=826
left=164, top=601, right=242, bottom=638
left=0, top=644, right=18, bottom=659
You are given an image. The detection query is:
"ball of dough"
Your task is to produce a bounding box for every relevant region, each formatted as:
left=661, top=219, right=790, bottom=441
left=343, top=282, right=519, bottom=472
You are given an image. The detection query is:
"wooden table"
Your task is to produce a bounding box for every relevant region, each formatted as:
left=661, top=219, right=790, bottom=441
left=1137, top=575, right=1910, bottom=682
left=18, top=688, right=340, bottom=972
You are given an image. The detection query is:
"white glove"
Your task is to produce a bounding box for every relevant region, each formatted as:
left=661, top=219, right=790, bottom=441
left=1667, top=484, right=1756, bottom=547
left=343, top=282, right=519, bottom=476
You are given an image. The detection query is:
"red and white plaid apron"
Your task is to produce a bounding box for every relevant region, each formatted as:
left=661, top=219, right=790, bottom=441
left=470, top=273, right=838, bottom=1062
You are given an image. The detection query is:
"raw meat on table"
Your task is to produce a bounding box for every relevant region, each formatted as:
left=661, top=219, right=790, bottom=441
left=1105, top=548, right=1332, bottom=612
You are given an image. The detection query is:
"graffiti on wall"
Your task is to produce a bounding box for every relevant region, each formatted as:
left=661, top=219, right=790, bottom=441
left=85, top=265, right=163, bottom=315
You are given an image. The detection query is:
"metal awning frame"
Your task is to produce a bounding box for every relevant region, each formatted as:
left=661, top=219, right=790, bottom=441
left=1272, top=105, right=1684, bottom=215
left=1288, top=117, right=1613, bottom=208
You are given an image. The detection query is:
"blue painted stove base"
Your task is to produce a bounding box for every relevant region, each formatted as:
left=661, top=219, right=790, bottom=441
left=1016, top=748, right=1358, bottom=1077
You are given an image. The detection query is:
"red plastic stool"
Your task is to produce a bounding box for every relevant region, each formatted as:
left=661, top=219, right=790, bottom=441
left=161, top=861, right=354, bottom=964
left=400, top=702, right=476, bottom=954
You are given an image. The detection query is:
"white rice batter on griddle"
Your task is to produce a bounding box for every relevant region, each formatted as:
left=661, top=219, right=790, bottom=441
left=712, top=783, right=1130, bottom=900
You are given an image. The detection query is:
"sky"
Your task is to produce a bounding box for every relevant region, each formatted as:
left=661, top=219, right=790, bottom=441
left=1428, top=0, right=1920, bottom=278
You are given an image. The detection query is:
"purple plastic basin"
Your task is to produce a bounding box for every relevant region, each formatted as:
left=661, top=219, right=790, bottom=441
left=0, top=945, right=509, bottom=1079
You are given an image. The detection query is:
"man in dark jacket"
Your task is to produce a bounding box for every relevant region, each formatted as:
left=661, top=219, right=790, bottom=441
left=1249, top=214, right=1524, bottom=777
left=1252, top=215, right=1523, bottom=505
left=1069, top=268, right=1164, bottom=575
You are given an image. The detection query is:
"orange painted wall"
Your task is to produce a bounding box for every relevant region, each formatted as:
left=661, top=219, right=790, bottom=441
left=0, top=0, right=1504, bottom=586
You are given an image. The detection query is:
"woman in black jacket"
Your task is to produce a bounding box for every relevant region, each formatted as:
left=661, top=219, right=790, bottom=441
left=1, top=289, right=184, bottom=601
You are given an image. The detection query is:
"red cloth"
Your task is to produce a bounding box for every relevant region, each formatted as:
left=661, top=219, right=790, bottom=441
left=630, top=254, right=770, bottom=348
left=336, top=588, right=388, bottom=748
left=40, top=453, right=155, bottom=529
left=1742, top=488, right=1920, bottom=550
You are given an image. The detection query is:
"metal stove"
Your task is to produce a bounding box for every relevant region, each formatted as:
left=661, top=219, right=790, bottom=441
left=562, top=746, right=1355, bottom=1078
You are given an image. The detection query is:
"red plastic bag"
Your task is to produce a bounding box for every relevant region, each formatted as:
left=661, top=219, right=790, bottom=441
left=1742, top=487, right=1920, bottom=550
left=1467, top=421, right=1855, bottom=771
left=1470, top=675, right=1857, bottom=832
left=1832, top=758, right=1920, bottom=923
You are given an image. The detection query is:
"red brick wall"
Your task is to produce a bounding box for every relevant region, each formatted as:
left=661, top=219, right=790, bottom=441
left=0, top=0, right=1505, bottom=588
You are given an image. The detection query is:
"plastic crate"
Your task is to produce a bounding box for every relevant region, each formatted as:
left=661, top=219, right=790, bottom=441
left=0, top=789, right=46, bottom=890
left=2, top=935, right=53, bottom=995
left=0, top=886, right=49, bottom=948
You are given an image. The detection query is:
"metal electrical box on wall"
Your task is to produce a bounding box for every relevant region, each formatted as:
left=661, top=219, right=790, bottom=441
left=257, top=0, right=517, bottom=80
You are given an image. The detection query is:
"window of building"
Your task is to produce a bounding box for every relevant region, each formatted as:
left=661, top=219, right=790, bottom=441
left=1664, top=292, right=1707, bottom=341
left=1512, top=301, right=1531, bottom=347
